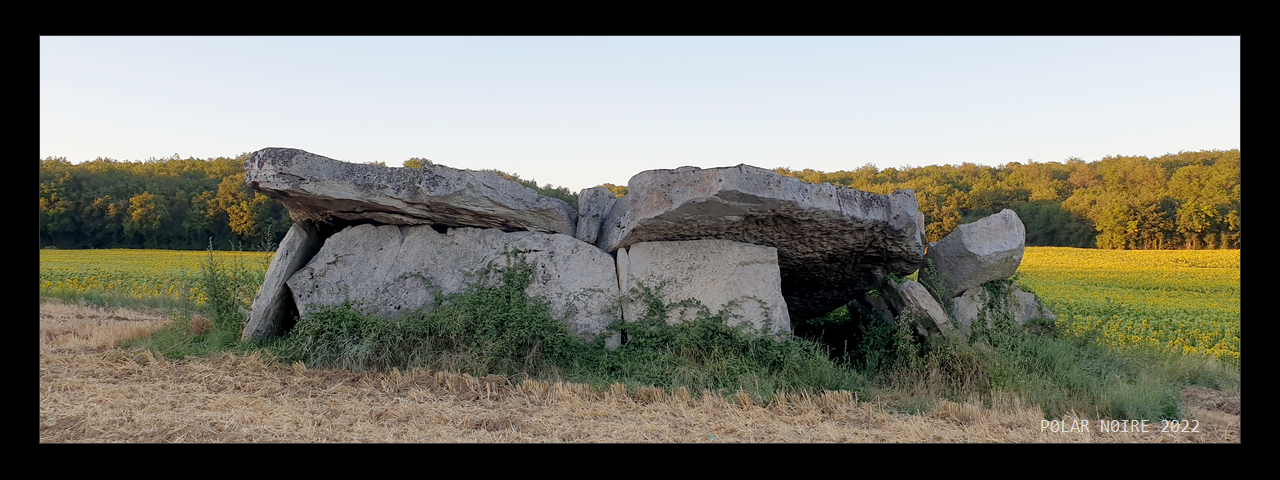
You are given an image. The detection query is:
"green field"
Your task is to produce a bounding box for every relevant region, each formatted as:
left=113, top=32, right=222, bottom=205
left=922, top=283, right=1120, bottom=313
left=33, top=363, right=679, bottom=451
left=39, top=248, right=271, bottom=308
left=1015, top=247, right=1240, bottom=363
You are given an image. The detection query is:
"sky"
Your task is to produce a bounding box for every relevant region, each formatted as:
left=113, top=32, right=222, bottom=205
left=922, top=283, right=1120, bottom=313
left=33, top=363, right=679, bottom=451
left=40, top=36, right=1240, bottom=193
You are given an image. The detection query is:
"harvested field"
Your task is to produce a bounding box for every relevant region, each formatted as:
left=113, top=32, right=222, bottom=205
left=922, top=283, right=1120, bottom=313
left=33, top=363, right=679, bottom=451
left=39, top=302, right=1240, bottom=443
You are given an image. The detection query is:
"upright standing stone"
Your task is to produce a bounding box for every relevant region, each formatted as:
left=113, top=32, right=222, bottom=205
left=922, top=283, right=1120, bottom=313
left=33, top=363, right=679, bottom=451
left=617, top=240, right=790, bottom=335
left=574, top=187, right=617, bottom=245
left=285, top=224, right=619, bottom=341
left=243, top=219, right=324, bottom=341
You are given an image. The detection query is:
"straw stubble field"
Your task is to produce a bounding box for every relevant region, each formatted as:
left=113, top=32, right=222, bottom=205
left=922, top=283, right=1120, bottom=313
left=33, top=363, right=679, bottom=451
left=40, top=302, right=1239, bottom=443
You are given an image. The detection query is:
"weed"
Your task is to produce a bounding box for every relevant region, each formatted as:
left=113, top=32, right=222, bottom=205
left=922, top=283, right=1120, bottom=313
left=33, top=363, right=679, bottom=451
left=121, top=240, right=267, bottom=358
left=917, top=258, right=954, bottom=318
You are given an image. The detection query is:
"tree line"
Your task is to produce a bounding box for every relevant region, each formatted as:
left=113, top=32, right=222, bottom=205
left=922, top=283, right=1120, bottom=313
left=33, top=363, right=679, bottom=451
left=39, top=153, right=292, bottom=251
left=773, top=149, right=1240, bottom=249
left=39, top=149, right=1239, bottom=251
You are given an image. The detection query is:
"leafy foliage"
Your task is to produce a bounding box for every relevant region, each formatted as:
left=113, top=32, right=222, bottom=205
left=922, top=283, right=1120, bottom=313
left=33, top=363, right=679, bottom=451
left=775, top=149, right=1239, bottom=249
left=38, top=153, right=290, bottom=250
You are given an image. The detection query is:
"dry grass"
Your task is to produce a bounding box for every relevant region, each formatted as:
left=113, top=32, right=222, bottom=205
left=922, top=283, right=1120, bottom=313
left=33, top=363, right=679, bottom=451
left=39, top=302, right=1240, bottom=443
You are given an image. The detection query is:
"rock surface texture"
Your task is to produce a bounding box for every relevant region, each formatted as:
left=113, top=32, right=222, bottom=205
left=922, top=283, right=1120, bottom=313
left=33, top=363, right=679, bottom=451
left=922, top=209, right=1025, bottom=298
left=574, top=187, right=617, bottom=245
left=597, top=164, right=925, bottom=321
left=952, top=285, right=1057, bottom=334
left=240, top=147, right=1053, bottom=346
left=245, top=148, right=577, bottom=234
left=285, top=224, right=619, bottom=340
left=243, top=219, right=325, bottom=341
left=617, top=240, right=790, bottom=335
left=878, top=280, right=956, bottom=337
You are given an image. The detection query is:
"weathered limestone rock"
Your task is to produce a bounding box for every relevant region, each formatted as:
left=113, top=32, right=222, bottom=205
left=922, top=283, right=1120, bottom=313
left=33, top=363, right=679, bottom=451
left=285, top=224, right=619, bottom=340
left=574, top=187, right=617, bottom=245
left=1012, top=288, right=1057, bottom=326
left=597, top=164, right=925, bottom=321
left=245, top=148, right=577, bottom=235
left=617, top=240, right=790, bottom=335
left=877, top=280, right=957, bottom=337
left=953, top=285, right=1056, bottom=334
left=922, top=209, right=1025, bottom=298
left=242, top=220, right=325, bottom=341
left=952, top=286, right=985, bottom=334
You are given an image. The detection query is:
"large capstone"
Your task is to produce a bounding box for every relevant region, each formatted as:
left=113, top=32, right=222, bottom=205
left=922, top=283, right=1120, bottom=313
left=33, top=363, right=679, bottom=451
left=617, top=240, right=790, bottom=335
left=245, top=148, right=577, bottom=234
left=285, top=224, right=619, bottom=341
left=922, top=209, right=1025, bottom=298
left=597, top=164, right=925, bottom=321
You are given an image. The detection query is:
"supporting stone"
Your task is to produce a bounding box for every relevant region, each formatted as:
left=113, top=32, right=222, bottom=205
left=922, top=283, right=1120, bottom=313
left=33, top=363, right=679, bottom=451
left=243, top=219, right=325, bottom=341
left=574, top=186, right=617, bottom=245
left=617, top=239, right=790, bottom=335
left=285, top=225, right=619, bottom=341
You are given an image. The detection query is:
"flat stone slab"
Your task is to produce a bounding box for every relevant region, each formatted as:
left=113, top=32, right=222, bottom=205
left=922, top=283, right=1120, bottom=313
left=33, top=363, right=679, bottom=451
left=597, top=164, right=925, bottom=321
left=618, top=240, right=790, bottom=335
left=285, top=224, right=619, bottom=341
left=245, top=148, right=577, bottom=234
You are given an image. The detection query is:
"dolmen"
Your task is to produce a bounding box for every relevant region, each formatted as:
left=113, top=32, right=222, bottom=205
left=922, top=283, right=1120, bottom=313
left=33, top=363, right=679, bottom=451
left=242, top=147, right=1053, bottom=347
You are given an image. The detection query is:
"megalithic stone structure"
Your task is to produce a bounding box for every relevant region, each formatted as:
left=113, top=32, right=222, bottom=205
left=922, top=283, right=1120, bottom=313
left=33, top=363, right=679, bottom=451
left=596, top=164, right=926, bottom=321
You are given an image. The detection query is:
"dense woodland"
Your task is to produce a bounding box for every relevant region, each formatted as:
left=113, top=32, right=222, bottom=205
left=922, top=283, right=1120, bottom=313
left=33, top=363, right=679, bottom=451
left=39, top=149, right=1239, bottom=251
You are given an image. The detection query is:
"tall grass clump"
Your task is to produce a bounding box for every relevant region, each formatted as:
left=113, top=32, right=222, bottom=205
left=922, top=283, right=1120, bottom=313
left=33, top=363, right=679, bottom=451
left=827, top=276, right=1225, bottom=420
left=580, top=284, right=863, bottom=402
left=122, top=242, right=268, bottom=358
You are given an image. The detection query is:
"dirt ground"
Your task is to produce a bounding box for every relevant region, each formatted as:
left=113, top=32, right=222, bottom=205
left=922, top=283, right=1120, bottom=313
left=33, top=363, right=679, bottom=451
left=39, top=301, right=1241, bottom=443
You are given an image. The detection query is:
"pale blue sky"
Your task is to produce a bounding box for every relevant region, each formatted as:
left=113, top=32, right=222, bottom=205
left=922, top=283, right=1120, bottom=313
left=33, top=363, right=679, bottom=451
left=40, top=36, right=1240, bottom=192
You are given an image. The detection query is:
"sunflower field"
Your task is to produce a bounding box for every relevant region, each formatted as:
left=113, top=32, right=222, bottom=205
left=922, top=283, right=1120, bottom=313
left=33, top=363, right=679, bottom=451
left=39, top=249, right=272, bottom=307
left=1016, top=247, right=1240, bottom=363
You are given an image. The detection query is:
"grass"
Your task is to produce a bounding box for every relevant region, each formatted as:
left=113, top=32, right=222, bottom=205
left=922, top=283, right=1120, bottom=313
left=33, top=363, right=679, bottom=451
left=799, top=268, right=1238, bottom=420
left=115, top=245, right=269, bottom=359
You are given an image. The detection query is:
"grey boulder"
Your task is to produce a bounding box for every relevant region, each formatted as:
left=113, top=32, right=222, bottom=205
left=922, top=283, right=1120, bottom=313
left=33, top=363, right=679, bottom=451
left=877, top=280, right=958, bottom=337
left=922, top=209, right=1025, bottom=299
left=953, top=284, right=1057, bottom=334
left=574, top=187, right=617, bottom=245
left=285, top=224, right=619, bottom=340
